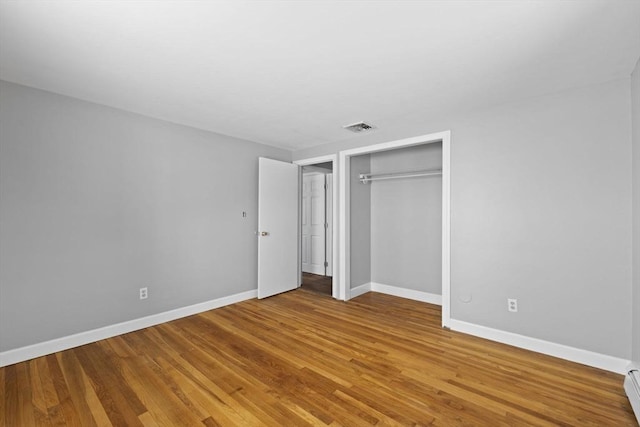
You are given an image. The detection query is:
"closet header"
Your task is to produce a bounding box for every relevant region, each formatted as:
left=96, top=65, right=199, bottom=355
left=359, top=169, right=442, bottom=184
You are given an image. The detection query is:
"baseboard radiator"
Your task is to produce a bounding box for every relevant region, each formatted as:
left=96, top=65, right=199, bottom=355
left=625, top=365, right=640, bottom=423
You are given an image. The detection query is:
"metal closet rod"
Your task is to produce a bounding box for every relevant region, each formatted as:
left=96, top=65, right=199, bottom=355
left=359, top=168, right=442, bottom=184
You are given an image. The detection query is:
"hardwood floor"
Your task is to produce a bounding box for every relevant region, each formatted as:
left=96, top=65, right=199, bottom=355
left=301, top=272, right=332, bottom=296
left=2, top=289, right=636, bottom=426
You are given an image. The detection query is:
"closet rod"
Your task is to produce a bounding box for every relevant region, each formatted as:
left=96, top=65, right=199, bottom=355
left=359, top=169, right=442, bottom=184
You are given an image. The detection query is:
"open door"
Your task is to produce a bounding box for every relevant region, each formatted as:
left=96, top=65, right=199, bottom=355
left=258, top=157, right=299, bottom=299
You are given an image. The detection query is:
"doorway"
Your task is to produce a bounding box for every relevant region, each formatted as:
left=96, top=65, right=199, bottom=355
left=301, top=164, right=333, bottom=296
left=338, top=131, right=451, bottom=327
left=293, top=155, right=338, bottom=298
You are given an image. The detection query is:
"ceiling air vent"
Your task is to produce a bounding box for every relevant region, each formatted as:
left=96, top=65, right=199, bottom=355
left=343, top=121, right=376, bottom=133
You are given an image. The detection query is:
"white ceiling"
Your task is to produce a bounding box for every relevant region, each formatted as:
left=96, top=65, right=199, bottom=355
left=1, top=1, right=639, bottom=151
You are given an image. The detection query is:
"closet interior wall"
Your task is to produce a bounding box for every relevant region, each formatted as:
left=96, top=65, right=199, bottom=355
left=350, top=154, right=372, bottom=289
left=350, top=143, right=443, bottom=296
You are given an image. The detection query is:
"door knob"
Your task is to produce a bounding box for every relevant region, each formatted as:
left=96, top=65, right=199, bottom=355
left=260, top=231, right=269, bottom=236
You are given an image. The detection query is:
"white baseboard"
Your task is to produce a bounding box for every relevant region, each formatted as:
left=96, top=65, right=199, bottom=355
left=0, top=289, right=257, bottom=367
left=302, top=266, right=325, bottom=276
left=351, top=282, right=628, bottom=374
left=370, top=282, right=442, bottom=306
left=350, top=283, right=372, bottom=298
left=448, top=319, right=630, bottom=374
left=5, top=286, right=626, bottom=376
left=349, top=282, right=442, bottom=305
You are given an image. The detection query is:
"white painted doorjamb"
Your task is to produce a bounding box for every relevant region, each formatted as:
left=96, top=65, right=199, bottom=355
left=338, top=131, right=451, bottom=327
left=325, top=174, right=334, bottom=277
left=440, top=133, right=451, bottom=327
left=293, top=154, right=340, bottom=300
left=338, top=154, right=350, bottom=302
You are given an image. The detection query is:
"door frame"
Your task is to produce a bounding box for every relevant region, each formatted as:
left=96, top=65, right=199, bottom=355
left=338, top=131, right=451, bottom=327
left=293, top=155, right=339, bottom=299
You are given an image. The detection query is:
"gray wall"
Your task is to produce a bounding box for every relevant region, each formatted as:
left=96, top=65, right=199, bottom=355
left=370, top=144, right=442, bottom=294
left=632, top=58, right=640, bottom=366
left=294, top=78, right=632, bottom=359
left=0, top=81, right=290, bottom=352
left=350, top=154, right=371, bottom=288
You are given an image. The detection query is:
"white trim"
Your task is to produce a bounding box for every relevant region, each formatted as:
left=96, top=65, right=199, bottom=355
left=0, top=290, right=257, bottom=367
left=294, top=154, right=340, bottom=299
left=325, top=173, right=334, bottom=277
left=349, top=282, right=442, bottom=305
left=441, top=133, right=451, bottom=327
left=342, top=282, right=626, bottom=375
left=340, top=131, right=450, bottom=157
left=370, top=282, right=442, bottom=306
left=338, top=131, right=451, bottom=320
left=338, top=151, right=350, bottom=301
left=294, top=154, right=336, bottom=167
left=625, top=362, right=640, bottom=423
left=448, top=319, right=630, bottom=374
left=350, top=283, right=372, bottom=298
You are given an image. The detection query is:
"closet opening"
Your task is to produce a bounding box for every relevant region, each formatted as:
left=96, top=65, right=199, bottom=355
left=293, top=155, right=339, bottom=299
left=338, top=131, right=451, bottom=327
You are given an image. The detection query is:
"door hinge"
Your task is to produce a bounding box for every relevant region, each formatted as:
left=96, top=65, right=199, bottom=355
left=325, top=223, right=328, bottom=229
left=324, top=261, right=328, bottom=267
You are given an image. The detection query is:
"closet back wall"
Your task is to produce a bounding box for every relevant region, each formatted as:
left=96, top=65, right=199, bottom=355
left=370, top=143, right=442, bottom=295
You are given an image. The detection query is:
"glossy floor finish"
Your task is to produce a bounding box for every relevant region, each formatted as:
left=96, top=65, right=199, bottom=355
left=301, top=272, right=332, bottom=296
left=1, top=290, right=636, bottom=426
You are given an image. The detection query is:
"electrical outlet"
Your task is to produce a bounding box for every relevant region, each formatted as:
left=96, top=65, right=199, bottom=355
left=508, top=298, right=518, bottom=312
left=140, top=287, right=148, bottom=300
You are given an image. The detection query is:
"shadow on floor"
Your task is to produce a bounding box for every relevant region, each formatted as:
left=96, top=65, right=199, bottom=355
left=301, top=272, right=332, bottom=296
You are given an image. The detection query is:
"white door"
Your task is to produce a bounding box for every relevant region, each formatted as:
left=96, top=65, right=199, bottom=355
left=258, top=157, right=299, bottom=299
left=325, top=173, right=333, bottom=277
left=302, top=173, right=326, bottom=275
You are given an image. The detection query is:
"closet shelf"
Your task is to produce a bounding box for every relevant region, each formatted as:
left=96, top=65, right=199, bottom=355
left=359, top=169, right=442, bottom=184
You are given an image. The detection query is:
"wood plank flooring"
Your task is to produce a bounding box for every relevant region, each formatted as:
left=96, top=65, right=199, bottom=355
left=301, top=272, right=332, bottom=296
left=1, top=289, right=636, bottom=426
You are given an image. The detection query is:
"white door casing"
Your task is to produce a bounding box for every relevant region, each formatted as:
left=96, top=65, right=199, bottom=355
left=258, top=157, right=299, bottom=299
left=325, top=173, right=333, bottom=276
left=293, top=155, right=338, bottom=299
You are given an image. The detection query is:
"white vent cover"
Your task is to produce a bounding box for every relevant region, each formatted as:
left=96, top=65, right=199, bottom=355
left=343, top=121, right=376, bottom=133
